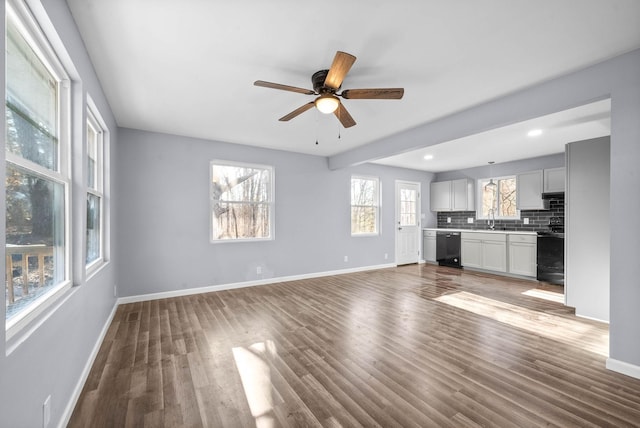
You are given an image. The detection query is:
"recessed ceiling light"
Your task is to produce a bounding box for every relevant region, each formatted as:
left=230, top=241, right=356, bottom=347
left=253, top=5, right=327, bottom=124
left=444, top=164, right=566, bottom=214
left=527, top=129, right=543, bottom=137
left=423, top=154, right=434, bottom=160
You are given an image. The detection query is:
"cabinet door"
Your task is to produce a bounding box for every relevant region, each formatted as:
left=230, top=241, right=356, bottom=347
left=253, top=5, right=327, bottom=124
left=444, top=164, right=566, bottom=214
left=483, top=241, right=507, bottom=272
left=544, top=167, right=565, bottom=193
left=508, top=242, right=537, bottom=276
left=430, top=181, right=451, bottom=211
left=452, top=179, right=474, bottom=211
left=425, top=236, right=437, bottom=262
left=517, top=170, right=544, bottom=210
left=461, top=238, right=483, bottom=268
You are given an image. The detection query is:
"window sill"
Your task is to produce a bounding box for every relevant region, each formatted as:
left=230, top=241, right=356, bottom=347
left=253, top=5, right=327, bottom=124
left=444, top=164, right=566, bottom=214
left=5, top=280, right=73, bottom=352
left=86, top=258, right=109, bottom=281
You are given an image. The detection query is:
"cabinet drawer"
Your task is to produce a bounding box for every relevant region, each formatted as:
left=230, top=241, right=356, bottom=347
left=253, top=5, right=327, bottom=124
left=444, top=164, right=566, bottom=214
left=468, top=232, right=506, bottom=242
left=423, top=229, right=437, bottom=237
left=509, top=234, right=536, bottom=244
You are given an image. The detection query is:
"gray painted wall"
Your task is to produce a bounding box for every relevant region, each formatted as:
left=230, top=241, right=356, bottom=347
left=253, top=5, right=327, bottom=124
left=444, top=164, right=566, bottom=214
left=566, top=137, right=610, bottom=321
left=0, top=1, right=119, bottom=427
left=116, top=128, right=434, bottom=298
left=434, top=153, right=565, bottom=182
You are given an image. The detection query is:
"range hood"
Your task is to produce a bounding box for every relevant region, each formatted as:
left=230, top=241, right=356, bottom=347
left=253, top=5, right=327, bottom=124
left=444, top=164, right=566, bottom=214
left=542, top=192, right=564, bottom=200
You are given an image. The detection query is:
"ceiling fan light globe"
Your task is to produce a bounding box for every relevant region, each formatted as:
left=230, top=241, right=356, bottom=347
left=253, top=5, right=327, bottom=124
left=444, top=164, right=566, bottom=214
left=315, top=94, right=340, bottom=114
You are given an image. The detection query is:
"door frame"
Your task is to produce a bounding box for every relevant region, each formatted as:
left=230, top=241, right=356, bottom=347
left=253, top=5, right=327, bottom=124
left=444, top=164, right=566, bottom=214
left=395, top=180, right=422, bottom=265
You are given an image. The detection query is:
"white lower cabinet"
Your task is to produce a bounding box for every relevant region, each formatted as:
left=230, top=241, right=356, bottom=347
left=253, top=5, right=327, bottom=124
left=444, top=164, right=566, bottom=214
left=461, top=232, right=507, bottom=272
left=508, top=234, right=537, bottom=277
left=483, top=240, right=507, bottom=272
left=423, top=229, right=437, bottom=262
left=461, top=236, right=482, bottom=268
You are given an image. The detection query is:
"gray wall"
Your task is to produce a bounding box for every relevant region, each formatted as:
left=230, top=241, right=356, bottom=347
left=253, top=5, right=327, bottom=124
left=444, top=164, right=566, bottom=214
left=0, top=1, right=119, bottom=427
left=566, top=137, right=610, bottom=321
left=434, top=153, right=565, bottom=182
left=116, top=128, right=433, bottom=298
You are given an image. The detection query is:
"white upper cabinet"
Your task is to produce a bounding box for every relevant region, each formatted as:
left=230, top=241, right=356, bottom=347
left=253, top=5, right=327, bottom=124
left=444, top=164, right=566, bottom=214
left=544, top=167, right=565, bottom=193
left=430, top=179, right=474, bottom=211
left=452, top=179, right=475, bottom=211
left=516, top=170, right=544, bottom=210
left=430, top=181, right=452, bottom=211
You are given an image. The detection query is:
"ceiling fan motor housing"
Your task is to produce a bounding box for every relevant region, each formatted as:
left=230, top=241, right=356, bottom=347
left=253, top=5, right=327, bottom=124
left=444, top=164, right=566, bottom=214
left=312, top=69, right=335, bottom=93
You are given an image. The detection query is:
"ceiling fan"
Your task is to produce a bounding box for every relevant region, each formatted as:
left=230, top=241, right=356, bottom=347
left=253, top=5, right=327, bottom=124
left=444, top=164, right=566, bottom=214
left=254, top=51, right=404, bottom=128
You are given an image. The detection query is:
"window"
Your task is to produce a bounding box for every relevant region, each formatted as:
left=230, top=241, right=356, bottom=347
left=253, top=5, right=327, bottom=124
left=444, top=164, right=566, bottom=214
left=477, top=176, right=518, bottom=219
left=5, top=1, right=71, bottom=331
left=210, top=161, right=273, bottom=242
left=399, top=186, right=417, bottom=227
left=351, top=176, right=379, bottom=235
left=86, top=102, right=106, bottom=269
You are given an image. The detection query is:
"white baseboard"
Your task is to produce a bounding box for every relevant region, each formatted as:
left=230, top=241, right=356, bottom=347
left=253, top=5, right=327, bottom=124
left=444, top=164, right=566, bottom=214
left=606, top=357, right=640, bottom=380
left=118, top=263, right=397, bottom=305
left=58, top=301, right=119, bottom=428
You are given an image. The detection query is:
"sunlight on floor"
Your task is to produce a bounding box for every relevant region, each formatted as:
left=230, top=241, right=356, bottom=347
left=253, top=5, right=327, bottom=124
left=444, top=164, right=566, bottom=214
left=522, top=288, right=565, bottom=304
left=232, top=340, right=277, bottom=428
left=434, top=291, right=608, bottom=356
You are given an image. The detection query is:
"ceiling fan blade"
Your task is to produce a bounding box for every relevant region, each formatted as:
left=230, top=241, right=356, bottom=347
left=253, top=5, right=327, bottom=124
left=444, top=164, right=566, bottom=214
left=324, top=51, right=356, bottom=90
left=341, top=88, right=404, bottom=99
left=254, top=80, right=315, bottom=95
left=334, top=103, right=356, bottom=128
left=279, top=102, right=315, bottom=121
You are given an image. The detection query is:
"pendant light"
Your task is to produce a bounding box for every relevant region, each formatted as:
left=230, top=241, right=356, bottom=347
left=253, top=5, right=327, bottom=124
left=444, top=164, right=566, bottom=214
left=485, top=161, right=497, bottom=191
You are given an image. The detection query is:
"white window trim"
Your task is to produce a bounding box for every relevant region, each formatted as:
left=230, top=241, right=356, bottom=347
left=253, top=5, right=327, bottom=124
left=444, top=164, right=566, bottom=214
left=5, top=0, right=73, bottom=340
left=351, top=175, right=380, bottom=236
left=86, top=96, right=108, bottom=276
left=476, top=175, right=521, bottom=220
left=209, top=160, right=275, bottom=243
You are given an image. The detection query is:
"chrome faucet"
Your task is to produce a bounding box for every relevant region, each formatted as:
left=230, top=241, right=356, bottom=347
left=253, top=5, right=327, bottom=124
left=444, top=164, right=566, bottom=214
left=488, top=208, right=496, bottom=230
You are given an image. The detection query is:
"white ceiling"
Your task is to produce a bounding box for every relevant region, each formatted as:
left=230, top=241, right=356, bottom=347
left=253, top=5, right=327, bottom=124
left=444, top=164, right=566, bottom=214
left=66, top=1, right=640, bottom=170
left=373, top=98, right=611, bottom=172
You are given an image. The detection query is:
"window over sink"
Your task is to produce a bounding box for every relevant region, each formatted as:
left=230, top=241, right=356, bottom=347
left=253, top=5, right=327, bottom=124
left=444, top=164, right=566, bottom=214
left=477, top=175, right=519, bottom=220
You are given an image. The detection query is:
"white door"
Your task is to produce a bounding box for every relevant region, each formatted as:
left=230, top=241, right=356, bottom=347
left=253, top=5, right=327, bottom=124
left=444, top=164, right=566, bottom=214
left=396, top=181, right=420, bottom=265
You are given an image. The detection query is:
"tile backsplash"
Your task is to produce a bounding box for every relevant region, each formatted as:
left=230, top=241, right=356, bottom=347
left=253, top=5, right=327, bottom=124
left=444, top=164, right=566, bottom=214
left=436, top=196, right=564, bottom=232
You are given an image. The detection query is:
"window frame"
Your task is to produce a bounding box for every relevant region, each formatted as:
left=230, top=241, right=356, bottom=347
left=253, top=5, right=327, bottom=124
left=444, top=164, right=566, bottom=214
left=209, top=160, right=275, bottom=243
left=85, top=97, right=107, bottom=274
left=476, top=175, right=520, bottom=220
left=350, top=175, right=380, bottom=236
left=5, top=0, right=72, bottom=339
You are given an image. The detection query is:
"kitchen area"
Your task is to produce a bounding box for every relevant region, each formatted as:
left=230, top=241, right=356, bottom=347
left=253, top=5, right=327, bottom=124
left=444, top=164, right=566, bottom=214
left=424, top=166, right=565, bottom=284
left=419, top=134, right=610, bottom=323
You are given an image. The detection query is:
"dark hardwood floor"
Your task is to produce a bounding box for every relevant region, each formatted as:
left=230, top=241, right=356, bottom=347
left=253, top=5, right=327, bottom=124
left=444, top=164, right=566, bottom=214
left=68, top=264, right=640, bottom=427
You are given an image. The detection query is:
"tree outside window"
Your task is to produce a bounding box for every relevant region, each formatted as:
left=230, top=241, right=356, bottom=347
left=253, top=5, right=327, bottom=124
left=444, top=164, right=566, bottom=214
left=351, top=176, right=379, bottom=235
left=210, top=161, right=273, bottom=242
left=5, top=4, right=70, bottom=326
left=478, top=176, right=518, bottom=219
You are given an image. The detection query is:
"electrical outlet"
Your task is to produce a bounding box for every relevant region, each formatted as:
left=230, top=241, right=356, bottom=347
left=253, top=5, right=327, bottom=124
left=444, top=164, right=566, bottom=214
left=523, top=218, right=529, bottom=225
left=344, top=256, right=348, bottom=262
left=447, top=217, right=451, bottom=223
left=113, top=284, right=117, bottom=298
left=384, top=253, right=388, bottom=260
left=43, top=395, right=51, bottom=428
left=256, top=266, right=262, bottom=274
left=467, top=217, right=474, bottom=224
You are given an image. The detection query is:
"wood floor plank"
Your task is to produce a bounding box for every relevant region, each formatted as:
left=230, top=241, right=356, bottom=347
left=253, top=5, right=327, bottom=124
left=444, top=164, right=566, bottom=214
left=69, top=264, right=640, bottom=427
